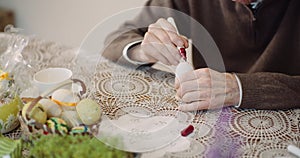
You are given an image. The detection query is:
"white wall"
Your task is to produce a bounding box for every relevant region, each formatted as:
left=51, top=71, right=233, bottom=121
left=0, top=0, right=146, bottom=47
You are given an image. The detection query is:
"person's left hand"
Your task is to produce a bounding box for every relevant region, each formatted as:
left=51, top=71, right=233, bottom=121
left=174, top=68, right=240, bottom=111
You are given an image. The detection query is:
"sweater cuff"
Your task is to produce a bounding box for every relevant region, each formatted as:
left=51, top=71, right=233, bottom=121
left=234, top=73, right=266, bottom=109
left=122, top=40, right=148, bottom=65
left=233, top=73, right=243, bottom=108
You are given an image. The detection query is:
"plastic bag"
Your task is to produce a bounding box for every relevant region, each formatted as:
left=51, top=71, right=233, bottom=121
left=0, top=25, right=33, bottom=102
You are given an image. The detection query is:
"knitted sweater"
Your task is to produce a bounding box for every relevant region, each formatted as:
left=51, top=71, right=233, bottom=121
left=103, top=0, right=300, bottom=110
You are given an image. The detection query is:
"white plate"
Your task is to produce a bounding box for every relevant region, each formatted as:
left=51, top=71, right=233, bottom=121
left=94, top=108, right=193, bottom=153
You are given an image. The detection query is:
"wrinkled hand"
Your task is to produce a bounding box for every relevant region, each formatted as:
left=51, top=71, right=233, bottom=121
left=128, top=18, right=188, bottom=66
left=174, top=68, right=240, bottom=111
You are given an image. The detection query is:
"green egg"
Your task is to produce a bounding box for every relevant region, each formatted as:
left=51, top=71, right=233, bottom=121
left=76, top=99, right=101, bottom=125
left=22, top=102, right=47, bottom=124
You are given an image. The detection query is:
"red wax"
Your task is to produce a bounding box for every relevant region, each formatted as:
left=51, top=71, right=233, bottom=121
left=181, top=125, right=194, bottom=137
left=43, top=131, right=49, bottom=135
left=179, top=48, right=187, bottom=59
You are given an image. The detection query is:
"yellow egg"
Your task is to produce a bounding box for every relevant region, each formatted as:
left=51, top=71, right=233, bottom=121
left=22, top=102, right=47, bottom=124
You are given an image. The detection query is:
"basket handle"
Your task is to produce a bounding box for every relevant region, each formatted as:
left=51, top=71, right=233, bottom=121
left=25, top=78, right=86, bottom=121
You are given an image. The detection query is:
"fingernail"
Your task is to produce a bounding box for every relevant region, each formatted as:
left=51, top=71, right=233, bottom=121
left=176, top=40, right=184, bottom=47
left=184, top=43, right=189, bottom=48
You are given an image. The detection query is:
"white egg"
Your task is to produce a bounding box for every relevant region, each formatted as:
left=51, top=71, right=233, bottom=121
left=39, top=99, right=62, bottom=117
left=60, top=111, right=82, bottom=128
left=51, top=89, right=80, bottom=111
left=175, top=62, right=194, bottom=78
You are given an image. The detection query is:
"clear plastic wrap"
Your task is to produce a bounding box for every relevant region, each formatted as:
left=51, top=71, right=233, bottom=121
left=0, top=25, right=33, bottom=133
left=0, top=25, right=34, bottom=101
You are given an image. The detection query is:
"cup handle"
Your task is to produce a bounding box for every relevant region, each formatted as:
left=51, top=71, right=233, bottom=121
left=71, top=79, right=86, bottom=98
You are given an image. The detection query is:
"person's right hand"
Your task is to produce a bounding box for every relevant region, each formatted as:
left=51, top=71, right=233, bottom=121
left=128, top=18, right=189, bottom=66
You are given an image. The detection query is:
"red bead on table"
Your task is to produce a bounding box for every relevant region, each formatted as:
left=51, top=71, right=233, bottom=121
left=179, top=48, right=187, bottom=60
left=181, top=125, right=194, bottom=137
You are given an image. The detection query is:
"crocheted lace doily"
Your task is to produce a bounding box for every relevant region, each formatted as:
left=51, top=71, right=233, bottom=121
left=3, top=36, right=299, bottom=157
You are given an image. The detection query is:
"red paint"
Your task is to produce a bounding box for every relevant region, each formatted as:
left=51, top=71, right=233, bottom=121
left=181, top=125, right=194, bottom=137
left=179, top=48, right=186, bottom=59
left=43, top=131, right=49, bottom=135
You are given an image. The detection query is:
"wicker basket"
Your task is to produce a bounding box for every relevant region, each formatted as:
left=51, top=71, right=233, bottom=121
left=18, top=79, right=92, bottom=138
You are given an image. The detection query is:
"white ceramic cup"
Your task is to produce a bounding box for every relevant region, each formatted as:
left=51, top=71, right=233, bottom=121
left=33, top=68, right=73, bottom=94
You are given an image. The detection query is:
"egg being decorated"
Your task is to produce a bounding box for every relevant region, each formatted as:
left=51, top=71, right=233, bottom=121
left=39, top=99, right=62, bottom=117
left=76, top=99, right=101, bottom=125
left=51, top=89, right=80, bottom=111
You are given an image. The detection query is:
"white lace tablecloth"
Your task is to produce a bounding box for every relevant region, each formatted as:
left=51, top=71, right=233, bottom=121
left=3, top=36, right=300, bottom=158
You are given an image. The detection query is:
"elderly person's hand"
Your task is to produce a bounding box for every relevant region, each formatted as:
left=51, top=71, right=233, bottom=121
left=128, top=18, right=188, bottom=66
left=175, top=68, right=240, bottom=111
